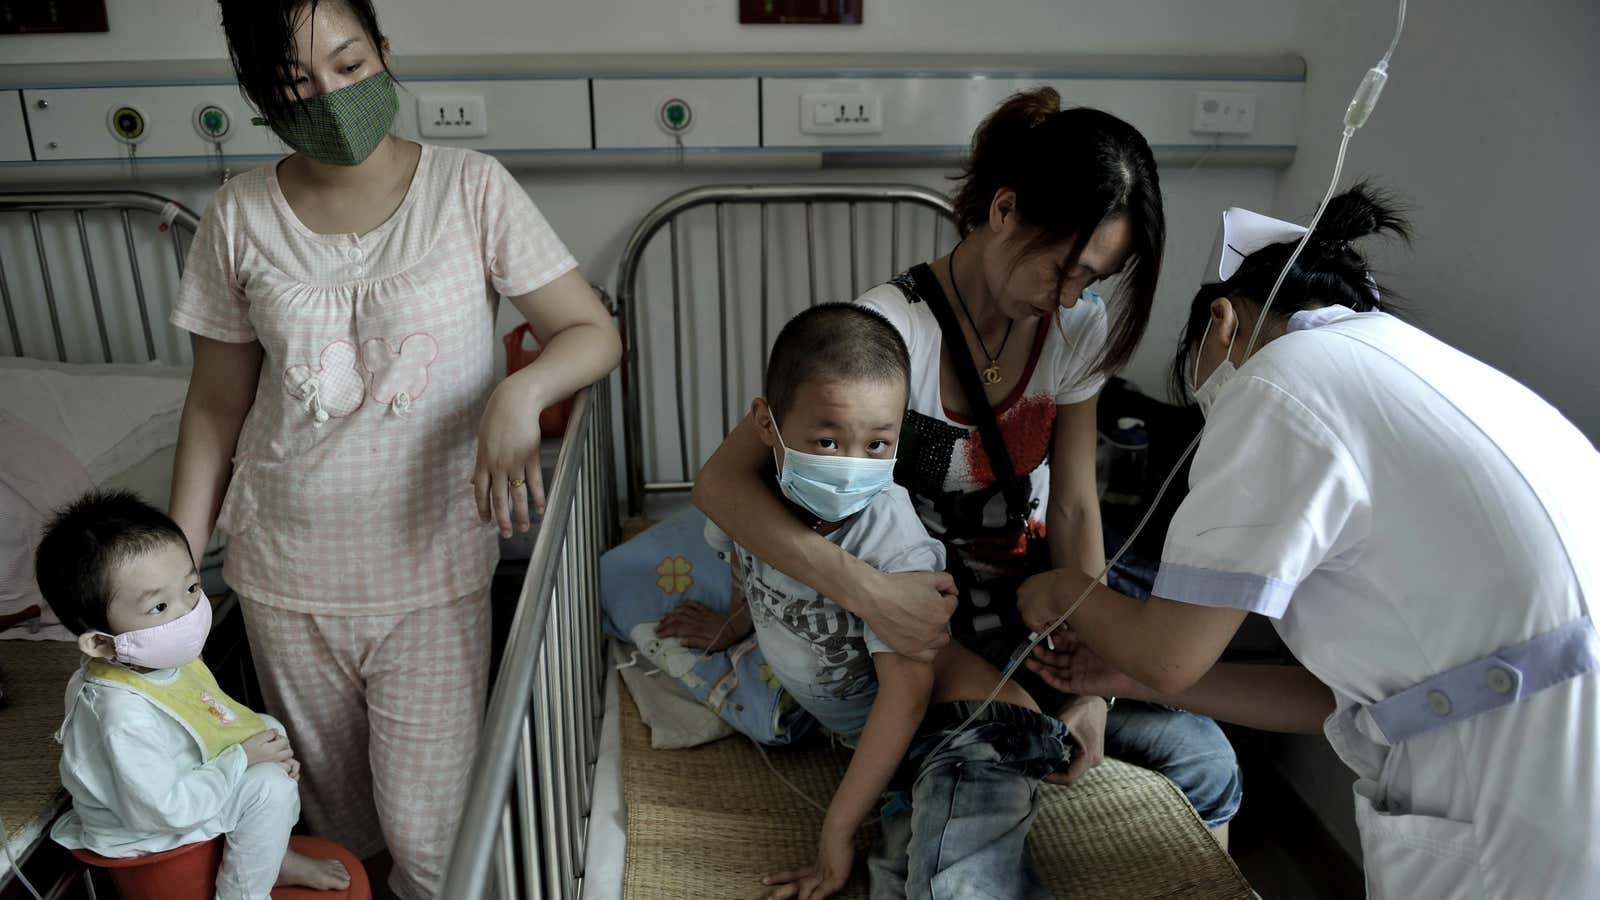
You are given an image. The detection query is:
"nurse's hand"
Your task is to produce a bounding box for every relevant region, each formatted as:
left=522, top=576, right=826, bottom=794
left=1017, top=568, right=1084, bottom=636
left=475, top=381, right=547, bottom=538
left=1028, top=639, right=1148, bottom=702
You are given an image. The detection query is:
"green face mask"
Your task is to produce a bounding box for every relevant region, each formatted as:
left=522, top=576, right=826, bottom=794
left=255, top=70, right=399, bottom=166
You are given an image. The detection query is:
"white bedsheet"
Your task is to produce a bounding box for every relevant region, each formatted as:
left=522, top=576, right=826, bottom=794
left=582, top=666, right=626, bottom=900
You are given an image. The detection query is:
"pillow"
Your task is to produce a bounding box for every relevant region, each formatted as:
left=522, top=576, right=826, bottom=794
left=600, top=508, right=812, bottom=747
left=0, top=358, right=224, bottom=561
left=0, top=357, right=190, bottom=483
left=0, top=414, right=93, bottom=641
left=610, top=640, right=732, bottom=749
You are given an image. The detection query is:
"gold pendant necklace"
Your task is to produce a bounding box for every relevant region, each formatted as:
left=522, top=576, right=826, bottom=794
left=950, top=241, right=1013, bottom=387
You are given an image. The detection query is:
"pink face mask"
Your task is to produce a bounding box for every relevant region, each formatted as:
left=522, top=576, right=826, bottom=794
left=103, top=591, right=213, bottom=669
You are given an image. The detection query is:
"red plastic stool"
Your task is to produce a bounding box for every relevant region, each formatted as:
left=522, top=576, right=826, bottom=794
left=71, top=834, right=370, bottom=900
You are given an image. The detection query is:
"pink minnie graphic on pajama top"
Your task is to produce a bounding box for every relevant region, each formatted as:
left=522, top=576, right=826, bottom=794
left=282, top=334, right=440, bottom=424
left=362, top=333, right=439, bottom=417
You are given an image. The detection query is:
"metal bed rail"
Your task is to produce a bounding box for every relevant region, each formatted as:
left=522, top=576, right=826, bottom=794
left=440, top=377, right=617, bottom=900
left=0, top=191, right=200, bottom=365
left=613, top=183, right=959, bottom=516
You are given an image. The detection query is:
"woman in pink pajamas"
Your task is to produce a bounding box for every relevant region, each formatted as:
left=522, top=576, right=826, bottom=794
left=167, top=2, right=621, bottom=897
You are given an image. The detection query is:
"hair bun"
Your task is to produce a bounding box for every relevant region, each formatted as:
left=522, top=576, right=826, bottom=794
left=1313, top=180, right=1413, bottom=246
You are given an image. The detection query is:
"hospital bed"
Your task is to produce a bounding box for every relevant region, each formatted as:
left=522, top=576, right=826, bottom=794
left=0, top=183, right=1251, bottom=900
left=441, top=183, right=1253, bottom=899
left=0, top=190, right=264, bottom=897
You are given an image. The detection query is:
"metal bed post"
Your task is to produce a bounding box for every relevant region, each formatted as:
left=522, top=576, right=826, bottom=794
left=0, top=191, right=201, bottom=365
left=612, top=184, right=957, bottom=518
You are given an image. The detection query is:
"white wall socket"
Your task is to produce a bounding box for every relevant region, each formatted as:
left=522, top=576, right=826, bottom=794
left=418, top=95, right=489, bottom=138
left=800, top=93, right=883, bottom=135
left=1192, top=91, right=1257, bottom=135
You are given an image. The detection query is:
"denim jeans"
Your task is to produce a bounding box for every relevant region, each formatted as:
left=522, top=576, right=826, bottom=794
left=868, top=701, right=1070, bottom=900
left=965, top=630, right=1243, bottom=829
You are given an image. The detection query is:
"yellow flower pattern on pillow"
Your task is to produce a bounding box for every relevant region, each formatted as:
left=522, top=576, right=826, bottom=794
left=655, top=556, right=693, bottom=595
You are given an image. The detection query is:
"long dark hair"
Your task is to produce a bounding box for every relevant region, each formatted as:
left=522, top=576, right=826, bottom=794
left=952, top=87, right=1165, bottom=376
left=1170, top=180, right=1413, bottom=401
left=217, top=0, right=393, bottom=126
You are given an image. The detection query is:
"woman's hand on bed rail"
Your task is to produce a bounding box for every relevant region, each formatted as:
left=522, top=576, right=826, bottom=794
left=475, top=383, right=546, bottom=537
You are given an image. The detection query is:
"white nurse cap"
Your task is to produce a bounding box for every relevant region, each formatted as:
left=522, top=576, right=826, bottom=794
left=1202, top=207, right=1309, bottom=285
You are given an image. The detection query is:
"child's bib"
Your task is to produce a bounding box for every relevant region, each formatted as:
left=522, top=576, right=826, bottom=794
left=86, top=659, right=267, bottom=760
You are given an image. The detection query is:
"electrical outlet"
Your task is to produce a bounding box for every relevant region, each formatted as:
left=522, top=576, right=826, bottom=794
left=800, top=93, right=883, bottom=135
left=418, top=95, right=488, bottom=139
left=1192, top=91, right=1257, bottom=135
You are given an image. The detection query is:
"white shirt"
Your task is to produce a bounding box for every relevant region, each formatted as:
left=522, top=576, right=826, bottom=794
left=51, top=665, right=288, bottom=858
left=1154, top=306, right=1600, bottom=898
left=856, top=278, right=1107, bottom=579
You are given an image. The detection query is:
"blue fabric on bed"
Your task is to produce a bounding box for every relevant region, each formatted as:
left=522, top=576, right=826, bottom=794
left=600, top=508, right=811, bottom=745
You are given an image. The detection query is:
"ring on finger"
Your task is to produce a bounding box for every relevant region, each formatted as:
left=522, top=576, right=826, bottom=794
left=509, top=478, right=526, bottom=488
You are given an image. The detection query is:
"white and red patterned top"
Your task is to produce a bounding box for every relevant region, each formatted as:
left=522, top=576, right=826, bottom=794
left=172, top=145, right=577, bottom=614
left=856, top=272, right=1108, bottom=580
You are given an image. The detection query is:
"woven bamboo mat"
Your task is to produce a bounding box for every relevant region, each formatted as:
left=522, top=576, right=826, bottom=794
left=618, top=681, right=1253, bottom=899
left=0, top=640, right=82, bottom=846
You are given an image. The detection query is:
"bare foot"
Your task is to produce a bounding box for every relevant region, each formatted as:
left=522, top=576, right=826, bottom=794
left=277, top=848, right=352, bottom=891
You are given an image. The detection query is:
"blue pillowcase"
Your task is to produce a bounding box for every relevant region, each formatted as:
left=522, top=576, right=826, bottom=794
left=599, top=508, right=812, bottom=746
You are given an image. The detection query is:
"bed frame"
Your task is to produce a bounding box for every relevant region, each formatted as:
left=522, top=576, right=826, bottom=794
left=0, top=191, right=199, bottom=365
left=0, top=190, right=241, bottom=900
left=0, top=183, right=960, bottom=899
left=442, top=183, right=959, bottom=898
left=612, top=183, right=959, bottom=516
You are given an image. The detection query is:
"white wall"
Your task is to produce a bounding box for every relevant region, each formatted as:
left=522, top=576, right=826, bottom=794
left=1276, top=0, right=1600, bottom=442
left=1, top=0, right=1295, bottom=396
left=1, top=0, right=1301, bottom=63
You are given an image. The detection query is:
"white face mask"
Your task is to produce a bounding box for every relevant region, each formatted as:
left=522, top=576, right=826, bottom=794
left=1187, top=316, right=1239, bottom=419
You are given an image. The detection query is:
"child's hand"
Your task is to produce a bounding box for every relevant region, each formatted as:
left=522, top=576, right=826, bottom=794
left=656, top=601, right=743, bottom=651
left=761, top=830, right=853, bottom=900
left=280, top=759, right=302, bottom=781
left=241, top=730, right=293, bottom=769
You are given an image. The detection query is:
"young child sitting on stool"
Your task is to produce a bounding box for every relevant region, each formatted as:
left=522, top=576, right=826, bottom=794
left=36, top=491, right=350, bottom=900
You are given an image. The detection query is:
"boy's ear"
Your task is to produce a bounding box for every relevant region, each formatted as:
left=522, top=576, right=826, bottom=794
left=751, top=398, right=778, bottom=450
left=78, top=631, right=116, bottom=660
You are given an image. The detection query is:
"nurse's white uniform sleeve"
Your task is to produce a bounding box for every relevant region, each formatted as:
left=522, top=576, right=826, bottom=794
left=1154, top=375, right=1370, bottom=618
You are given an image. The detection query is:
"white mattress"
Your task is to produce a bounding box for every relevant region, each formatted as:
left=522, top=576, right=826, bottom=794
left=582, top=666, right=627, bottom=900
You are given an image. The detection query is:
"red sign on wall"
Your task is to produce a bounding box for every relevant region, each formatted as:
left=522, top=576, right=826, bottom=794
left=740, top=0, right=863, bottom=25
left=1, top=0, right=109, bottom=34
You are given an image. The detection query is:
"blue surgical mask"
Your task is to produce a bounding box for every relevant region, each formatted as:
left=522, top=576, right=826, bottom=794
left=771, top=419, right=897, bottom=523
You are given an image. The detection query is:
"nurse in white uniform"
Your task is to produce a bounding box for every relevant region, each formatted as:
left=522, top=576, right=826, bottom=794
left=1017, top=183, right=1600, bottom=899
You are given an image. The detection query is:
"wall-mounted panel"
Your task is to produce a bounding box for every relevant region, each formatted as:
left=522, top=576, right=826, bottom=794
left=392, top=79, right=590, bottom=152
left=592, top=78, right=759, bottom=150
left=762, top=76, right=1304, bottom=153
left=0, top=91, right=31, bottom=161
left=23, top=85, right=283, bottom=160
